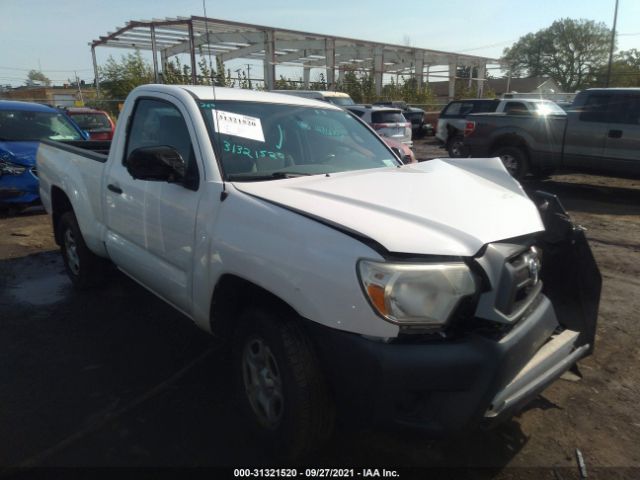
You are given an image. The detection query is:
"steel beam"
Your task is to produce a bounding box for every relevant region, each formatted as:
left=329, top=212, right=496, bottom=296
left=91, top=46, right=100, bottom=97
left=448, top=60, right=457, bottom=100
left=219, top=43, right=265, bottom=62
left=325, top=38, right=335, bottom=88
left=263, top=29, right=276, bottom=90
left=187, top=21, right=197, bottom=83
left=477, top=63, right=486, bottom=97
left=150, top=25, right=159, bottom=83
left=373, top=46, right=384, bottom=96
left=414, top=51, right=424, bottom=89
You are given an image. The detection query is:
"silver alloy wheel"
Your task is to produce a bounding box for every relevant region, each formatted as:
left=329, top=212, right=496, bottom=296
left=63, top=228, right=80, bottom=275
left=242, top=337, right=284, bottom=429
left=500, top=154, right=518, bottom=175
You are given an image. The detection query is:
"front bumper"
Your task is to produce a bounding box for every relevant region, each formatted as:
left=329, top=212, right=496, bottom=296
left=308, top=294, right=586, bottom=435
left=0, top=170, right=39, bottom=204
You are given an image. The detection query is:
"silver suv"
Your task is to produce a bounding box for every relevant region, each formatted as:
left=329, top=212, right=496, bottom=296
left=346, top=105, right=413, bottom=147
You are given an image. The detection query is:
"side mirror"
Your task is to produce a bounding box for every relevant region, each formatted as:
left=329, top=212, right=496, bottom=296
left=126, top=146, right=185, bottom=183
left=81, top=130, right=90, bottom=140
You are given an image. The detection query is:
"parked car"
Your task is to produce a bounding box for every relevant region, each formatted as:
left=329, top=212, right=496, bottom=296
left=383, top=137, right=416, bottom=164
left=37, top=84, right=600, bottom=459
left=463, top=88, right=639, bottom=179
left=0, top=100, right=86, bottom=208
left=346, top=105, right=413, bottom=147
left=374, top=100, right=427, bottom=138
left=65, top=107, right=115, bottom=141
left=271, top=89, right=355, bottom=106
left=437, top=98, right=565, bottom=158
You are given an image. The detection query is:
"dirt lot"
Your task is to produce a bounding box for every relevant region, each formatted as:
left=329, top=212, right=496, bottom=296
left=1, top=140, right=639, bottom=478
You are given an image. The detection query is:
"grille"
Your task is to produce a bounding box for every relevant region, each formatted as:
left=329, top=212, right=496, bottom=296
left=495, top=246, right=541, bottom=317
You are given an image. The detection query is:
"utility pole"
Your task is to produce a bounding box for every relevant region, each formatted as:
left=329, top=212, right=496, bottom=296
left=75, top=71, right=84, bottom=105
left=606, top=0, right=620, bottom=87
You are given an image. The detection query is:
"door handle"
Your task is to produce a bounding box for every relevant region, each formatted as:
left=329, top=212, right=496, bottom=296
left=608, top=129, right=623, bottom=139
left=107, top=184, right=123, bottom=194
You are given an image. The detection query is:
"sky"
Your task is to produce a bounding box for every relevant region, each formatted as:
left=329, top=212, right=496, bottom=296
left=1, top=0, right=639, bottom=87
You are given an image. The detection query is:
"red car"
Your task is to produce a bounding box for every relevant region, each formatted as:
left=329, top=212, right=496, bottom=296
left=65, top=108, right=115, bottom=141
left=382, top=137, right=417, bottom=164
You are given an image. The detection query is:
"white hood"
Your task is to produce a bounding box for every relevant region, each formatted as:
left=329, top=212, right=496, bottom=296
left=232, top=157, right=544, bottom=256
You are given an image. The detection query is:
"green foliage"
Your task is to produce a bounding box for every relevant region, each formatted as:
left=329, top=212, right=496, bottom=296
left=214, top=58, right=230, bottom=87
left=99, top=50, right=154, bottom=101
left=26, top=70, right=51, bottom=86
left=589, top=49, right=640, bottom=87
left=162, top=57, right=191, bottom=85
left=336, top=67, right=434, bottom=106
left=502, top=18, right=611, bottom=91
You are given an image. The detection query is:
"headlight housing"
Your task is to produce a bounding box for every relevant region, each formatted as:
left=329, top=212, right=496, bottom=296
left=358, top=260, right=477, bottom=329
left=0, top=158, right=27, bottom=176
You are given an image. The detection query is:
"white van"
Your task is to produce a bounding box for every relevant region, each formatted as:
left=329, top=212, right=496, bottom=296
left=271, top=90, right=355, bottom=106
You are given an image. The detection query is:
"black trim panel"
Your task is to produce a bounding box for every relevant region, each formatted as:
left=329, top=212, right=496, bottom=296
left=40, top=139, right=109, bottom=162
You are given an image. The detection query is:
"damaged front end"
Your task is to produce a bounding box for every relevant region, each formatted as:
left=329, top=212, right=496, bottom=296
left=531, top=190, right=602, bottom=354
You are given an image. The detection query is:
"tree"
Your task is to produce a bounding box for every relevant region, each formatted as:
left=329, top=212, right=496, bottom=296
left=26, top=70, right=51, bottom=86
left=590, top=49, right=640, bottom=87
left=502, top=19, right=611, bottom=91
left=99, top=50, right=153, bottom=100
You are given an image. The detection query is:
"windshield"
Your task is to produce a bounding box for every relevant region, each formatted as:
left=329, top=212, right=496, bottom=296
left=69, top=112, right=112, bottom=131
left=534, top=101, right=567, bottom=116
left=200, top=101, right=400, bottom=181
left=327, top=97, right=355, bottom=106
left=0, top=110, right=84, bottom=141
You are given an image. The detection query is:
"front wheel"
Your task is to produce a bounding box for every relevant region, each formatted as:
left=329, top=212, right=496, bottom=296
left=59, top=211, right=105, bottom=289
left=234, top=308, right=334, bottom=461
left=492, top=146, right=529, bottom=179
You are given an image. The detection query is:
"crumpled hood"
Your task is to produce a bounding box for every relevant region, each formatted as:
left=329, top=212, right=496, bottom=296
left=233, top=157, right=544, bottom=256
left=0, top=141, right=39, bottom=167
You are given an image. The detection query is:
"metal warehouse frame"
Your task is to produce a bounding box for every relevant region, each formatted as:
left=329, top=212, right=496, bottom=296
left=90, top=16, right=499, bottom=98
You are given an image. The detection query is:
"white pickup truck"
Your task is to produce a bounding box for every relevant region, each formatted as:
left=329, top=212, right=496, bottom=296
left=38, top=84, right=601, bottom=458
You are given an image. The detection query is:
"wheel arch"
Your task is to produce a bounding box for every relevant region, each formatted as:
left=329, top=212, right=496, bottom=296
left=489, top=134, right=531, bottom=158
left=51, top=186, right=74, bottom=246
left=209, top=273, right=301, bottom=340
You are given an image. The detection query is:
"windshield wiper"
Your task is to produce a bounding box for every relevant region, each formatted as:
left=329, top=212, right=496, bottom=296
left=227, top=172, right=313, bottom=182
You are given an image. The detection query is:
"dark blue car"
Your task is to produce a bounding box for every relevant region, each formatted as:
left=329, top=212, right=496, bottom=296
left=0, top=100, right=86, bottom=208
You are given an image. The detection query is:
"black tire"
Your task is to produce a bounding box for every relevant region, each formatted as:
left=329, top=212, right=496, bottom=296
left=58, top=211, right=105, bottom=289
left=447, top=134, right=468, bottom=158
left=234, top=308, right=334, bottom=462
left=492, top=145, right=529, bottom=179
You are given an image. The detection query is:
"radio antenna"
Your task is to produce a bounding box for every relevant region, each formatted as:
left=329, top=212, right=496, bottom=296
left=202, top=0, right=227, bottom=200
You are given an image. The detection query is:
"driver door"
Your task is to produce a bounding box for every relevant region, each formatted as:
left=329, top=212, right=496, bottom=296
left=104, top=96, right=202, bottom=315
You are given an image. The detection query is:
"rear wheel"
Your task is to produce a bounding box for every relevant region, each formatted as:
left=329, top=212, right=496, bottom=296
left=492, top=146, right=529, bottom=179
left=447, top=134, right=468, bottom=158
left=234, top=308, right=334, bottom=461
left=59, top=211, right=105, bottom=289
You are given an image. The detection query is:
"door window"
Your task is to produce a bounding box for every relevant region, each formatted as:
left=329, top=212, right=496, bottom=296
left=125, top=98, right=199, bottom=189
left=579, top=95, right=610, bottom=123
left=607, top=95, right=640, bottom=125
left=504, top=102, right=529, bottom=115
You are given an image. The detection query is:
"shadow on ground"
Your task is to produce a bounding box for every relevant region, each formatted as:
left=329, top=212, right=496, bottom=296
left=524, top=177, right=640, bottom=216
left=0, top=252, right=535, bottom=475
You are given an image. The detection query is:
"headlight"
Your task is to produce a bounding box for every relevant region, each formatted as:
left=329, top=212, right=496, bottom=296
left=358, top=260, right=477, bottom=329
left=0, top=159, right=27, bottom=176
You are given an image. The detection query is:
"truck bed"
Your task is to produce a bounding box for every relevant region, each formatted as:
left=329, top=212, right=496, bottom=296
left=37, top=139, right=110, bottom=256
